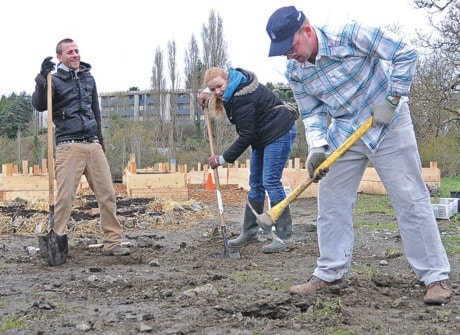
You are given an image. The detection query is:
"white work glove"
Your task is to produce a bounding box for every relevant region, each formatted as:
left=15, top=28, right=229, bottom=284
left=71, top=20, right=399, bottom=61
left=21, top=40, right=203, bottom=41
left=306, top=147, right=329, bottom=182
left=372, top=96, right=399, bottom=127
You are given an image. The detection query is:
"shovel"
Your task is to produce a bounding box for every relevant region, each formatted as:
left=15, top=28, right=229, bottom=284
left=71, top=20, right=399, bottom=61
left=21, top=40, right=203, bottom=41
left=252, top=116, right=374, bottom=231
left=38, top=72, right=68, bottom=266
left=204, top=105, right=240, bottom=259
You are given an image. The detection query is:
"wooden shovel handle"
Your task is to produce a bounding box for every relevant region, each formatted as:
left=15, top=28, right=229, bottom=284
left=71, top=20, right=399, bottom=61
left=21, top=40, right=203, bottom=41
left=47, top=72, right=54, bottom=206
left=204, top=105, right=226, bottom=228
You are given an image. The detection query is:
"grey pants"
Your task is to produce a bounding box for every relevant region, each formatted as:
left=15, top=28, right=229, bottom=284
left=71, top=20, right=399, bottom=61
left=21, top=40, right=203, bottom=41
left=53, top=142, right=123, bottom=248
left=314, top=103, right=450, bottom=285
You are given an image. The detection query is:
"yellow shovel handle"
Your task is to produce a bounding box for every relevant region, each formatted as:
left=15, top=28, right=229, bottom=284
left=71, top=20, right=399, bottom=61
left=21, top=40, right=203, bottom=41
left=267, top=116, right=373, bottom=222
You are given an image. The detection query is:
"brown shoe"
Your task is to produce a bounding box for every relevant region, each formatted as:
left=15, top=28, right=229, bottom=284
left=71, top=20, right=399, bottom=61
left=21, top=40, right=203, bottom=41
left=423, top=280, right=452, bottom=305
left=290, top=275, right=344, bottom=295
left=102, top=245, right=131, bottom=256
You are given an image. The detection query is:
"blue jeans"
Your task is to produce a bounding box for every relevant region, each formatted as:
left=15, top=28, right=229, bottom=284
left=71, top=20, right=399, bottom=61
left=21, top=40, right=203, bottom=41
left=248, top=124, right=297, bottom=203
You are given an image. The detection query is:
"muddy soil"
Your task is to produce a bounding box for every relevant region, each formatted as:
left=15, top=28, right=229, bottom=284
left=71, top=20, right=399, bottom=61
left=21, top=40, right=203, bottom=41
left=0, top=184, right=459, bottom=335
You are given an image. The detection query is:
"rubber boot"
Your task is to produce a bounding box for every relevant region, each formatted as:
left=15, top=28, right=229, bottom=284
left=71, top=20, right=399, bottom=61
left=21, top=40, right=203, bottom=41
left=228, top=201, right=265, bottom=249
left=262, top=201, right=294, bottom=253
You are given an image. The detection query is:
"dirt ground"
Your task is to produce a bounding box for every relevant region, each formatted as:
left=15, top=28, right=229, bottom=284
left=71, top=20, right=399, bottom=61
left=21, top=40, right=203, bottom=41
left=0, top=183, right=458, bottom=335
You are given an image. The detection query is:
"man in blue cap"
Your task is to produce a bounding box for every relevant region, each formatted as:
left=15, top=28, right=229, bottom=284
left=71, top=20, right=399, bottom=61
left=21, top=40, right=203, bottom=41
left=264, top=6, right=451, bottom=305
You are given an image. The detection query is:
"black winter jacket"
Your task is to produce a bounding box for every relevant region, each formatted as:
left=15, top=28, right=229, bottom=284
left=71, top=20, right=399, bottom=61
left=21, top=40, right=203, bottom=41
left=222, top=68, right=296, bottom=163
left=32, top=62, right=104, bottom=148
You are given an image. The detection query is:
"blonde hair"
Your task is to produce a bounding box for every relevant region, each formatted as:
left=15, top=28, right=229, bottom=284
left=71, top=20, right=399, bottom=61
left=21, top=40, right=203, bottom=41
left=204, top=67, right=227, bottom=117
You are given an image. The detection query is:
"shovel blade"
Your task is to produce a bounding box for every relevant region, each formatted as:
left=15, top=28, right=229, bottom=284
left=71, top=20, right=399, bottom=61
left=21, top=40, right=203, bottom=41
left=38, top=229, right=68, bottom=266
left=214, top=226, right=241, bottom=259
left=215, top=250, right=241, bottom=259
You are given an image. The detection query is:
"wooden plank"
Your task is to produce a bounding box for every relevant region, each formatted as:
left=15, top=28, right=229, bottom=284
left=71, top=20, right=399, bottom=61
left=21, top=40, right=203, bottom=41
left=362, top=168, right=381, bottom=182
left=187, top=171, right=206, bottom=184
left=3, top=190, right=52, bottom=202
left=422, top=167, right=440, bottom=182
left=127, top=172, right=186, bottom=190
left=129, top=187, right=188, bottom=200
left=282, top=169, right=318, bottom=198
left=41, top=158, right=47, bottom=174
left=4, top=164, right=13, bottom=176
left=358, top=181, right=387, bottom=195
left=22, top=161, right=28, bottom=175
left=294, top=158, right=301, bottom=170
left=3, top=176, right=53, bottom=191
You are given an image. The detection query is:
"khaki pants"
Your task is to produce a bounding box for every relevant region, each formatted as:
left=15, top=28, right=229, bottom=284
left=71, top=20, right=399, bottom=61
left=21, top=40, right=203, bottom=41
left=53, top=142, right=123, bottom=248
left=314, top=103, right=450, bottom=285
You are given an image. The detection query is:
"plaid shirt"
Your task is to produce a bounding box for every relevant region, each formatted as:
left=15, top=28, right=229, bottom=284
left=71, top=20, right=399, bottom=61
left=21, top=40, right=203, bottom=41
left=286, top=21, right=418, bottom=153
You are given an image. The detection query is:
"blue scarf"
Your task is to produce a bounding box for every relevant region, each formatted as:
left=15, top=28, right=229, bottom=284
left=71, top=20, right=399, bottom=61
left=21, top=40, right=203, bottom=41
left=222, top=68, right=247, bottom=101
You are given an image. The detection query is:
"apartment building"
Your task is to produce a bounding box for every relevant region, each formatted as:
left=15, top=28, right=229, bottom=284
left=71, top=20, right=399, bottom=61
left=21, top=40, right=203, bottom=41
left=99, top=89, right=200, bottom=128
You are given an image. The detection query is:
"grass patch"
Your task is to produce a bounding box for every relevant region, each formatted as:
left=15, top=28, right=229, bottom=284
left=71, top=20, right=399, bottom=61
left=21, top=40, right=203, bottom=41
left=231, top=271, right=291, bottom=292
left=440, top=175, right=460, bottom=198
left=352, top=264, right=379, bottom=276
left=231, top=271, right=270, bottom=282
left=326, top=330, right=358, bottom=335
left=261, top=280, right=291, bottom=292
left=0, top=313, right=27, bottom=331
left=363, top=222, right=398, bottom=230
left=315, top=298, right=344, bottom=318
left=353, top=194, right=394, bottom=215
left=442, top=235, right=460, bottom=255
left=353, top=194, right=397, bottom=229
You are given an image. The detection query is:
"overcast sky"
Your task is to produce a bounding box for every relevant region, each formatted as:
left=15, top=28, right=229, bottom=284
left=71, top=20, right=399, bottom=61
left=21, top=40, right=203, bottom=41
left=1, top=0, right=430, bottom=97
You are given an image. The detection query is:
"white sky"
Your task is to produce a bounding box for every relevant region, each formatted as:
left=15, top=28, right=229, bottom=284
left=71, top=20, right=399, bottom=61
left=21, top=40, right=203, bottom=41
left=1, top=0, right=430, bottom=97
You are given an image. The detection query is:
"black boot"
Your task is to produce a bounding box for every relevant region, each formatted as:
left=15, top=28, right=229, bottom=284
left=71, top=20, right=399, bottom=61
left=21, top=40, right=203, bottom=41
left=262, top=201, right=294, bottom=253
left=228, top=201, right=265, bottom=249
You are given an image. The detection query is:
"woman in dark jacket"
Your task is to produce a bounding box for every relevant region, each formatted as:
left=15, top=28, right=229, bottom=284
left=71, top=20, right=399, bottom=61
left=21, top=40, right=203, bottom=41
left=203, top=67, right=297, bottom=253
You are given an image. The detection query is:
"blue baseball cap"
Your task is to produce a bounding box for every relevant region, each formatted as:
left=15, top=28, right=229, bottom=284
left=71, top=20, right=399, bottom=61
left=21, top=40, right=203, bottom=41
left=266, top=6, right=305, bottom=57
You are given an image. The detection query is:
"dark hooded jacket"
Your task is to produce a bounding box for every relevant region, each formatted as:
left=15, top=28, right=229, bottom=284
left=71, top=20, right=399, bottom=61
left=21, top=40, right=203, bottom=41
left=221, top=68, right=296, bottom=163
left=32, top=61, right=104, bottom=148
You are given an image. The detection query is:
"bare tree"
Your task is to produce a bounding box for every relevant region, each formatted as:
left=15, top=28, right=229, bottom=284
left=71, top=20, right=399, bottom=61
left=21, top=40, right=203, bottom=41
left=151, top=46, right=166, bottom=128
left=411, top=53, right=459, bottom=137
left=414, top=0, right=459, bottom=89
left=201, top=10, right=229, bottom=71
left=410, top=0, right=460, bottom=175
left=184, top=33, right=204, bottom=141
left=411, top=0, right=459, bottom=126
left=167, top=40, right=179, bottom=163
left=200, top=10, right=236, bottom=154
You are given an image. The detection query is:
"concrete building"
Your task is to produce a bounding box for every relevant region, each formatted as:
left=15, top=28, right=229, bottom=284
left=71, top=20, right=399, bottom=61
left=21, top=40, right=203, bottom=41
left=99, top=89, right=200, bottom=128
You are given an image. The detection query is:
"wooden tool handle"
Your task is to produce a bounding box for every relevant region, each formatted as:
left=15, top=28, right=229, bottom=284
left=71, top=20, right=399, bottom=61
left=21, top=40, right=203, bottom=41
left=47, top=72, right=55, bottom=206
left=204, top=106, right=226, bottom=228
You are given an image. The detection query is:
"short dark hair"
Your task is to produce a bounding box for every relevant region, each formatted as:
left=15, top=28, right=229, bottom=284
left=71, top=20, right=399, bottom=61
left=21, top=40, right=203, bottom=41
left=56, top=38, right=74, bottom=55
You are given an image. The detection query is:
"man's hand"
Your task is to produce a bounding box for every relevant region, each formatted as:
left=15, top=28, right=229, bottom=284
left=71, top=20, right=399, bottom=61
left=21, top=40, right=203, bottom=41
left=209, top=155, right=225, bottom=169
left=40, top=56, right=55, bottom=77
left=306, top=147, right=328, bottom=182
left=372, top=96, right=399, bottom=127
left=199, top=91, right=210, bottom=109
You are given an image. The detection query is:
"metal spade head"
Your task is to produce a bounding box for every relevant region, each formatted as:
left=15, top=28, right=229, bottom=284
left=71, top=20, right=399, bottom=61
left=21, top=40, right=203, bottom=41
left=214, top=226, right=241, bottom=259
left=38, top=229, right=68, bottom=266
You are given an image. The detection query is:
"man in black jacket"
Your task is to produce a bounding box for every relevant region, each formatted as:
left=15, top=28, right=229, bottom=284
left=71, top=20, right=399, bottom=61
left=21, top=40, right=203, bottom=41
left=32, top=38, right=130, bottom=256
